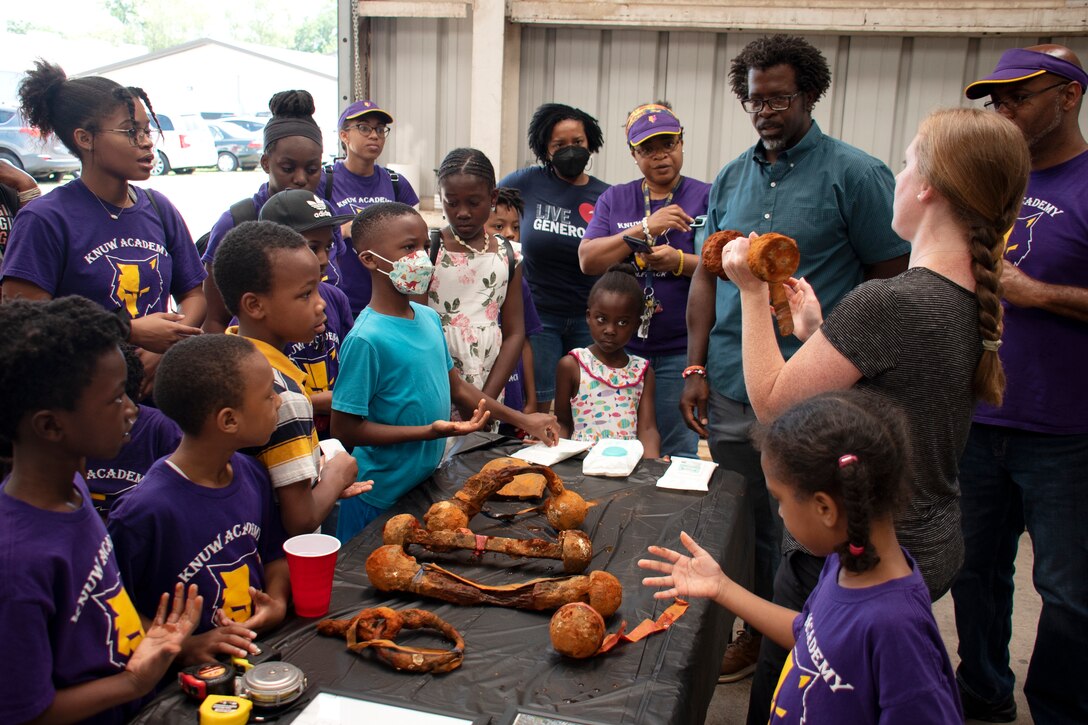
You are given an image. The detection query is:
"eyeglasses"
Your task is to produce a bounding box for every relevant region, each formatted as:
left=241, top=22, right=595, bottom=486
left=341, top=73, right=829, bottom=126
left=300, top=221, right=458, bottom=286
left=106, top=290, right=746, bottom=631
left=741, top=91, right=803, bottom=114
left=346, top=123, right=391, bottom=138
left=101, top=126, right=156, bottom=146
left=632, top=136, right=682, bottom=158
left=984, top=81, right=1070, bottom=112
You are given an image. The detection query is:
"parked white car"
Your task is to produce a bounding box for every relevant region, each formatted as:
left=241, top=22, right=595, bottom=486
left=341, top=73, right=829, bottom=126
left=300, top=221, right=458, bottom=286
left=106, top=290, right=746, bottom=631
left=150, top=112, right=218, bottom=176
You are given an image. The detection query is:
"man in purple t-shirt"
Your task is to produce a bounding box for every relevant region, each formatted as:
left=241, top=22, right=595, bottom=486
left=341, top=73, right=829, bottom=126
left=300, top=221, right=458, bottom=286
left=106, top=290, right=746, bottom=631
left=953, top=45, right=1088, bottom=725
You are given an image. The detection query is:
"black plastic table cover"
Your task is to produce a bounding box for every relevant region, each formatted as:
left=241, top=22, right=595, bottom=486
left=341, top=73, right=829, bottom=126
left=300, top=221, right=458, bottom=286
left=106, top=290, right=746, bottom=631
left=133, top=434, right=751, bottom=725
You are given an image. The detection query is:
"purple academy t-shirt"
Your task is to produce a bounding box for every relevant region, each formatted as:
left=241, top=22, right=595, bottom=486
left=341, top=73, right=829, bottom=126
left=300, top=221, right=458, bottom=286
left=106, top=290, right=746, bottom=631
left=584, top=176, right=711, bottom=357
left=769, top=552, right=962, bottom=725
left=285, top=280, right=354, bottom=436
left=499, top=166, right=610, bottom=318
left=108, top=454, right=286, bottom=633
left=0, top=475, right=148, bottom=725
left=84, top=405, right=182, bottom=518
left=326, top=162, right=420, bottom=315
left=200, top=183, right=346, bottom=289
left=1, top=178, right=205, bottom=318
left=974, top=149, right=1088, bottom=435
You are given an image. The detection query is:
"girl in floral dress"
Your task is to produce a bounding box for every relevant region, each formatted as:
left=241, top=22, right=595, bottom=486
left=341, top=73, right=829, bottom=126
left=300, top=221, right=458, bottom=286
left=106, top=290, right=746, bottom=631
left=555, top=264, right=660, bottom=457
left=424, top=148, right=525, bottom=405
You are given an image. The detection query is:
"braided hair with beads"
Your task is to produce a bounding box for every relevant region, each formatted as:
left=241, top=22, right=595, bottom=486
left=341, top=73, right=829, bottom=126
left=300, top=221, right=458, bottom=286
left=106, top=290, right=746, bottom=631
left=751, top=390, right=911, bottom=574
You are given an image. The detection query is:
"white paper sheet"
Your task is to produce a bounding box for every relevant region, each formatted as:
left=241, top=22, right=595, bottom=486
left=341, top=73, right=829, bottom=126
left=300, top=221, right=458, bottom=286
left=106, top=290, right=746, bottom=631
left=655, top=456, right=718, bottom=492
left=293, top=692, right=475, bottom=725
left=510, top=438, right=593, bottom=466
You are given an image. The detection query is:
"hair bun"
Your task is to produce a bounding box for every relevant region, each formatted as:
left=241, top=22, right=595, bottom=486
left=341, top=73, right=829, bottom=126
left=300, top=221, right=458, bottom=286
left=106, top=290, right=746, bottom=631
left=268, top=90, right=316, bottom=118
left=18, top=60, right=69, bottom=138
left=606, top=262, right=638, bottom=277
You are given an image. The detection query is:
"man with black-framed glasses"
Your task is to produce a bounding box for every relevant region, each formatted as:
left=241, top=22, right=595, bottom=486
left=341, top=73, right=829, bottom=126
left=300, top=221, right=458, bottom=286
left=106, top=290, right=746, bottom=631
left=954, top=44, right=1088, bottom=725
left=680, top=34, right=909, bottom=721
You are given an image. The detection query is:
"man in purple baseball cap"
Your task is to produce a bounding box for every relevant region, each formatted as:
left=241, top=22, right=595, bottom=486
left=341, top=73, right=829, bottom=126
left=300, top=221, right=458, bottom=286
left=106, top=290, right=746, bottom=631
left=953, top=45, right=1088, bottom=725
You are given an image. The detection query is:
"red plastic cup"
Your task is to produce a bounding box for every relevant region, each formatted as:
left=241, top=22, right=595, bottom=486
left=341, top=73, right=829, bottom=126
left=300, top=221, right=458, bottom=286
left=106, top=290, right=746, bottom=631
left=283, top=533, right=341, bottom=617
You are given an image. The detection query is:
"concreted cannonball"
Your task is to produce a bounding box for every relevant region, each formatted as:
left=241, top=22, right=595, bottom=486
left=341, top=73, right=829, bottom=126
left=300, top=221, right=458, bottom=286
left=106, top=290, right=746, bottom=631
left=550, top=602, right=605, bottom=659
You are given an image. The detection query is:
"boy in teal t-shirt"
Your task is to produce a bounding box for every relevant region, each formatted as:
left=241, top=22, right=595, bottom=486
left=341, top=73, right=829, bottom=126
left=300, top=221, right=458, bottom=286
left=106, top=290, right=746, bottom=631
left=331, top=202, right=559, bottom=542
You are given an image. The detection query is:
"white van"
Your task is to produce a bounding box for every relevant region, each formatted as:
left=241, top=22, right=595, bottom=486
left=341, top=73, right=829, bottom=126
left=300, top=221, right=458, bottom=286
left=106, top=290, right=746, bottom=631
left=150, top=112, right=218, bottom=176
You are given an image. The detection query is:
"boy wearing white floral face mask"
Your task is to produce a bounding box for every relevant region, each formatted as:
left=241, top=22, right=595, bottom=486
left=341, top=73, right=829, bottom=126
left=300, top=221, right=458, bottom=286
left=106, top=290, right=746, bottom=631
left=331, top=203, right=559, bottom=542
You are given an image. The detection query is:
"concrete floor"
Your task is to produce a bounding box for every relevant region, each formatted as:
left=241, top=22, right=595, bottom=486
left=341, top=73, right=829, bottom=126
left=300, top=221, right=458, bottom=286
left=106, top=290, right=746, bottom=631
left=704, top=535, right=1040, bottom=724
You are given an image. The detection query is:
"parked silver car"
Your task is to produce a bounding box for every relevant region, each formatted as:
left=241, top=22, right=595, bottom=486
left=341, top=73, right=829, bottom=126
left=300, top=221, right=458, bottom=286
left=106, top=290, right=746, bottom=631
left=0, top=106, right=81, bottom=181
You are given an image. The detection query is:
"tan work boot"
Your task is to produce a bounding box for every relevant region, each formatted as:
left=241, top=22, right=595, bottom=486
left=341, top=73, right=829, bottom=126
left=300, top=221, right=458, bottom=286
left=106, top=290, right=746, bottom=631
left=718, top=630, right=761, bottom=683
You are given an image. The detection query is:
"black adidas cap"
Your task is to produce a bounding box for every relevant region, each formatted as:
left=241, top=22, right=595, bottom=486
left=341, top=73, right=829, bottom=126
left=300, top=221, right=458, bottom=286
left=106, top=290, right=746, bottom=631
left=259, top=189, right=354, bottom=232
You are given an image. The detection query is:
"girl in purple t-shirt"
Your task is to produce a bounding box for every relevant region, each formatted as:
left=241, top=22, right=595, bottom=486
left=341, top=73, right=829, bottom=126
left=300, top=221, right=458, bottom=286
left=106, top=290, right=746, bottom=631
left=202, top=90, right=334, bottom=333
left=641, top=392, right=962, bottom=724
left=1, top=61, right=206, bottom=368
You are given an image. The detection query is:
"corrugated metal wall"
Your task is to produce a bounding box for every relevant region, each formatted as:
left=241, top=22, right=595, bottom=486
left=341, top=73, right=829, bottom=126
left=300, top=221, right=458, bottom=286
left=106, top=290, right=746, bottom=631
left=368, top=18, right=1088, bottom=197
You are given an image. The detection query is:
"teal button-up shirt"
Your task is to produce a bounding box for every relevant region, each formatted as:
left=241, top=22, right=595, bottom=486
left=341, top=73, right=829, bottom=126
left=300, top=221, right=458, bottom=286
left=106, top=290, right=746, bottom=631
left=695, top=121, right=909, bottom=402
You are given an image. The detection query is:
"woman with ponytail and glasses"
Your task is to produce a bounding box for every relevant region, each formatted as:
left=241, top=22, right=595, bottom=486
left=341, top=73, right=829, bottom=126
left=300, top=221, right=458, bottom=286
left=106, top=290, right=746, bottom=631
left=715, top=107, right=1029, bottom=721
left=1, top=61, right=206, bottom=366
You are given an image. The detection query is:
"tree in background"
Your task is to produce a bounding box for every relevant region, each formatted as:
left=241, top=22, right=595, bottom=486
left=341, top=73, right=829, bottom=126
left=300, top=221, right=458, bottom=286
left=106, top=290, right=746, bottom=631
left=101, top=0, right=335, bottom=54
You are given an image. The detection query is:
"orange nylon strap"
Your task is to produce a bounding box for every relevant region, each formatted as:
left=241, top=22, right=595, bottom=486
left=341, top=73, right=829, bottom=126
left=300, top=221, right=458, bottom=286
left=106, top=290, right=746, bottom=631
left=597, top=598, right=689, bottom=654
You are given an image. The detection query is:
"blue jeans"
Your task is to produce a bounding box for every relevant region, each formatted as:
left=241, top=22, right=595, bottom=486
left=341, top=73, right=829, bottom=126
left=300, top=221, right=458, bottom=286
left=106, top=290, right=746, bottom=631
left=335, top=497, right=386, bottom=544
left=951, top=423, right=1088, bottom=724
left=639, top=351, right=699, bottom=459
left=530, top=311, right=593, bottom=403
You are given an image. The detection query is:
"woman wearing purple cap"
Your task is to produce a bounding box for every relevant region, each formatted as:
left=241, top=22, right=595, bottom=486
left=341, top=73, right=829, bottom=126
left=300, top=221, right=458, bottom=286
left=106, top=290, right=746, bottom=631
left=580, top=102, right=710, bottom=458
left=326, top=99, right=420, bottom=316
left=0, top=61, right=206, bottom=373
left=499, top=103, right=609, bottom=413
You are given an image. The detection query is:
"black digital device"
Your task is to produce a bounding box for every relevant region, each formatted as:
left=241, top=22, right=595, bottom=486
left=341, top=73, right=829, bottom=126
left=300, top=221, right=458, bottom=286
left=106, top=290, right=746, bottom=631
left=622, top=234, right=653, bottom=252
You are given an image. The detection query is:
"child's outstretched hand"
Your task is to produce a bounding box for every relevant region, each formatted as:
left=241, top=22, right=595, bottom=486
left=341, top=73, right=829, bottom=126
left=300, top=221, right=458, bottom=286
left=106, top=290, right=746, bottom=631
left=432, top=399, right=491, bottom=437
left=639, top=531, right=729, bottom=601
left=339, top=479, right=373, bottom=499
left=236, top=586, right=287, bottom=633
left=124, top=583, right=202, bottom=694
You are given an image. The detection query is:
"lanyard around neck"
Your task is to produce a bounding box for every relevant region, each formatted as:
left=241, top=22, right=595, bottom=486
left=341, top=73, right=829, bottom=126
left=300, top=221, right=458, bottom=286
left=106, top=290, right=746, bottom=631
left=642, top=177, right=680, bottom=219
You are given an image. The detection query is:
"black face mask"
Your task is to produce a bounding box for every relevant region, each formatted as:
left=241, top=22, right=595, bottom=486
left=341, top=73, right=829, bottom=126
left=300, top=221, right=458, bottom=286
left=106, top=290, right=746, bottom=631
left=551, top=145, right=591, bottom=179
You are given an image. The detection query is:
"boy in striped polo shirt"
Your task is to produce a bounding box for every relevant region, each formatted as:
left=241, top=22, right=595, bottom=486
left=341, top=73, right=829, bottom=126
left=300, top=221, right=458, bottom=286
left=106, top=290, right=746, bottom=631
left=213, top=221, right=370, bottom=536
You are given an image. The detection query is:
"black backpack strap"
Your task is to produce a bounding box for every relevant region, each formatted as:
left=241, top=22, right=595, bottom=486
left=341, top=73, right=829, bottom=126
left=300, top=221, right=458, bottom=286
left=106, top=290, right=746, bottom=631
left=141, top=187, right=168, bottom=232
left=198, top=197, right=257, bottom=258
left=323, top=164, right=335, bottom=202
left=388, top=168, right=400, bottom=201
left=498, top=234, right=516, bottom=284
left=229, top=197, right=257, bottom=226
left=428, top=227, right=443, bottom=265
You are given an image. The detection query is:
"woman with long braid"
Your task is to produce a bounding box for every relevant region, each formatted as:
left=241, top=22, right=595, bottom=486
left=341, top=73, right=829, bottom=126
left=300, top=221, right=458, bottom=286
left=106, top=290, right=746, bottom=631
left=715, top=107, right=1029, bottom=720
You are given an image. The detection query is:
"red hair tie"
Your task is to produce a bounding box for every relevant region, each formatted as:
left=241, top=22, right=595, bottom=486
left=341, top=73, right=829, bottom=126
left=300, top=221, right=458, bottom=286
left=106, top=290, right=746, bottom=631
left=838, top=454, right=858, bottom=468
left=848, top=543, right=865, bottom=557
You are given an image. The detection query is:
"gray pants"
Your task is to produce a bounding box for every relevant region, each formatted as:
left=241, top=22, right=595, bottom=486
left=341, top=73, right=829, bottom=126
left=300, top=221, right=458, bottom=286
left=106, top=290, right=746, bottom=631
left=706, top=390, right=783, bottom=606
